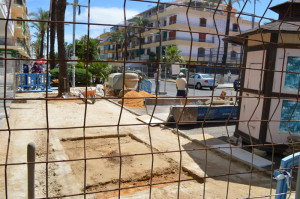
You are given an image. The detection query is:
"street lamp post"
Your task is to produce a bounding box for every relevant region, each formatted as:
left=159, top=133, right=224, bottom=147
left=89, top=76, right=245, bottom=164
left=71, top=0, right=77, bottom=88
left=150, top=32, right=167, bottom=95
left=67, top=0, right=87, bottom=88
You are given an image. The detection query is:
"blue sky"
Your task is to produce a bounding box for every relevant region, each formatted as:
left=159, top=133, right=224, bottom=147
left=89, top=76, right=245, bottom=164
left=25, top=0, right=287, bottom=44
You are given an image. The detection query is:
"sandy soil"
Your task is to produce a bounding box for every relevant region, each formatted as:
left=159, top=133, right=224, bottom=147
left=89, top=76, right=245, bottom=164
left=61, top=135, right=190, bottom=196
left=0, top=92, right=280, bottom=198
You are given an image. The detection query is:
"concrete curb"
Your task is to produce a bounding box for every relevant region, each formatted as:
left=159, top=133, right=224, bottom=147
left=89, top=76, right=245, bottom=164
left=108, top=99, right=271, bottom=176
left=107, top=99, right=142, bottom=117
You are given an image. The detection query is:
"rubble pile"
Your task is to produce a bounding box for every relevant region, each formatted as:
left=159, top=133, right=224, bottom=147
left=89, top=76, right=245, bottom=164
left=284, top=135, right=300, bottom=156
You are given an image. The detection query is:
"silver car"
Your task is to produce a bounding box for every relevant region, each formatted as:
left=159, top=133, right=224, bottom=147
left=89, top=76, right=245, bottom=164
left=188, top=73, right=218, bottom=90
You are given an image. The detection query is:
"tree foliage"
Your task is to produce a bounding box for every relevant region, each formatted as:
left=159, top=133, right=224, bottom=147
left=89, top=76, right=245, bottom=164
left=89, top=62, right=112, bottom=82
left=69, top=35, right=99, bottom=61
left=31, top=32, right=45, bottom=59
left=161, top=46, right=185, bottom=63
left=29, top=8, right=49, bottom=58
left=128, top=16, right=149, bottom=60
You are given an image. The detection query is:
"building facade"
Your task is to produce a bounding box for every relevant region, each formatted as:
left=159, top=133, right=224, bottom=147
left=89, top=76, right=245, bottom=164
left=98, top=0, right=254, bottom=74
left=0, top=0, right=31, bottom=72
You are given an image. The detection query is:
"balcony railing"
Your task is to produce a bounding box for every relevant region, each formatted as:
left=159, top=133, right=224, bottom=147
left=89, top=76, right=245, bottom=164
left=175, top=37, right=214, bottom=43
left=13, top=0, right=23, bottom=6
left=0, top=37, right=15, bottom=45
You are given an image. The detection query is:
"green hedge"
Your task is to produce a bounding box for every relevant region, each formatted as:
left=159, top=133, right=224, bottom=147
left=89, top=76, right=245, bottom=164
left=49, top=68, right=92, bottom=85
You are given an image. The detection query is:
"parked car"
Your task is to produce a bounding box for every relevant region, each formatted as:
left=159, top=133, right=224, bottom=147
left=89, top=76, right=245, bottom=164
left=188, top=73, right=218, bottom=90
left=233, top=79, right=240, bottom=91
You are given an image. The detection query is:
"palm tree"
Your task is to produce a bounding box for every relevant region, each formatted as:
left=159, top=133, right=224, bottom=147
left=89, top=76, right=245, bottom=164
left=109, top=31, right=122, bottom=61
left=32, top=32, right=45, bottom=59
left=221, top=0, right=244, bottom=80
left=56, top=0, right=69, bottom=96
left=207, top=0, right=257, bottom=82
left=29, top=8, right=49, bottom=59
left=50, top=0, right=57, bottom=69
left=161, top=46, right=185, bottom=63
left=128, top=16, right=149, bottom=60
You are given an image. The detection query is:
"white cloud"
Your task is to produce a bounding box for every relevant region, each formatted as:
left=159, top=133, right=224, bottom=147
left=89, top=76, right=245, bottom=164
left=62, top=6, right=139, bottom=43
left=77, top=7, right=139, bottom=26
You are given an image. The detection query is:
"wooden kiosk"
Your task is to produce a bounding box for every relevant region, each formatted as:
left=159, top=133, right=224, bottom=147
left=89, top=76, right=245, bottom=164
left=226, top=0, right=300, bottom=151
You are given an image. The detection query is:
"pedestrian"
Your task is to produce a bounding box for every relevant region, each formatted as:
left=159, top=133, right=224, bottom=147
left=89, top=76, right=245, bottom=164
left=32, top=63, right=42, bottom=73
left=227, top=70, right=231, bottom=83
left=153, top=68, right=161, bottom=93
left=23, top=64, right=29, bottom=89
left=176, top=72, right=187, bottom=97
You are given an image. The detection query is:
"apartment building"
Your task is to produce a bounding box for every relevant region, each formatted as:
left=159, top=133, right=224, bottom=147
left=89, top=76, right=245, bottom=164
left=98, top=0, right=254, bottom=71
left=0, top=0, right=31, bottom=70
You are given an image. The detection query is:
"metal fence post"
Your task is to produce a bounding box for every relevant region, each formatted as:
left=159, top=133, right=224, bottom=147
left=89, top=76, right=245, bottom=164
left=27, top=142, right=35, bottom=199
left=296, top=156, right=300, bottom=199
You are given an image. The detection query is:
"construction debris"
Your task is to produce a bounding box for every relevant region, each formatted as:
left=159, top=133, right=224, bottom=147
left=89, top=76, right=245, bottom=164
left=284, top=135, right=300, bottom=156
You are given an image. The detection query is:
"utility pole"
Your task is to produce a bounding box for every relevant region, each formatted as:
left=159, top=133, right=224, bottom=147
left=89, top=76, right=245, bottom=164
left=252, top=0, right=256, bottom=29
left=67, top=0, right=87, bottom=87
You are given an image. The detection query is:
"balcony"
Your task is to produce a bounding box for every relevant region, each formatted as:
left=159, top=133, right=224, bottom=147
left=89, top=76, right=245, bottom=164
left=0, top=36, right=29, bottom=57
left=0, top=0, right=14, bottom=37
left=14, top=21, right=24, bottom=38
left=175, top=37, right=215, bottom=43
left=0, top=0, right=8, bottom=18
left=11, top=0, right=24, bottom=18
left=0, top=36, right=15, bottom=45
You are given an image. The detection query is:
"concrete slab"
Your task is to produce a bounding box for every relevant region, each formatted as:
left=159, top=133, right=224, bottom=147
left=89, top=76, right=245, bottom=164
left=189, top=133, right=214, bottom=141
left=211, top=144, right=273, bottom=169
left=136, top=115, right=163, bottom=126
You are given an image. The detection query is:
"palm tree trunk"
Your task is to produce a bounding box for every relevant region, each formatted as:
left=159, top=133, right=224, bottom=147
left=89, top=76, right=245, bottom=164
left=56, top=0, right=69, bottom=97
left=139, top=30, right=142, bottom=61
left=220, top=6, right=231, bottom=81
left=40, top=31, right=45, bottom=58
left=50, top=0, right=56, bottom=69
left=115, top=44, right=118, bottom=60
left=121, top=44, right=124, bottom=59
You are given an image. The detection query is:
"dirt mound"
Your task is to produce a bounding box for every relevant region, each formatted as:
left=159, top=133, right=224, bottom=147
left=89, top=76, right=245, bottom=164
left=118, top=91, right=154, bottom=109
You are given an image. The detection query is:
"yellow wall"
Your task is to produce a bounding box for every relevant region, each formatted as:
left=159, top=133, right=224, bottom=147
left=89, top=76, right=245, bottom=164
left=278, top=33, right=300, bottom=44
left=248, top=33, right=271, bottom=46
left=142, top=39, right=215, bottom=49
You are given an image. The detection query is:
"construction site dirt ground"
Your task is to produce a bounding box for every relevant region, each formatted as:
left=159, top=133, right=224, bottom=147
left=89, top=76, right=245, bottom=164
left=0, top=92, right=278, bottom=198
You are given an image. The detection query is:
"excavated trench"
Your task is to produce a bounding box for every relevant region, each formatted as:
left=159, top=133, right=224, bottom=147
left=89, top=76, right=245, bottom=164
left=60, top=135, right=198, bottom=197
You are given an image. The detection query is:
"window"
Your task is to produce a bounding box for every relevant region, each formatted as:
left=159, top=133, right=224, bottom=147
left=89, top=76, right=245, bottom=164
left=0, top=54, right=3, bottom=68
left=200, top=18, right=207, bottom=27
left=232, top=23, right=238, bottom=32
left=231, top=51, right=237, bottom=59
left=169, top=31, right=176, bottom=40
left=148, top=36, right=153, bottom=43
left=155, top=34, right=160, bottom=42
left=199, top=33, right=206, bottom=42
left=147, top=49, right=150, bottom=55
left=164, top=20, right=167, bottom=26
left=169, top=15, right=177, bottom=25
left=201, top=74, right=212, bottom=79
left=198, top=48, right=205, bottom=57
left=162, top=46, right=166, bottom=55
left=148, top=23, right=153, bottom=28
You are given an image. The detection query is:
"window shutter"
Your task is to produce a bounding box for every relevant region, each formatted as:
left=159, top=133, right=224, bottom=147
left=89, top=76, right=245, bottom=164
left=199, top=33, right=206, bottom=42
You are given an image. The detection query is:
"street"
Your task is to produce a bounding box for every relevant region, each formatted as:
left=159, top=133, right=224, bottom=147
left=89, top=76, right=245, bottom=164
left=149, top=79, right=234, bottom=97
left=147, top=79, right=237, bottom=138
